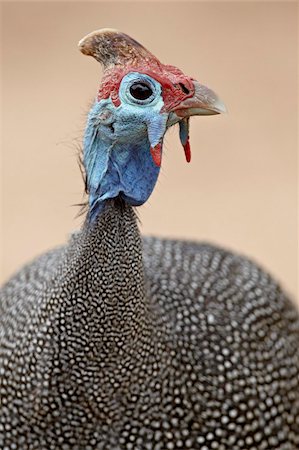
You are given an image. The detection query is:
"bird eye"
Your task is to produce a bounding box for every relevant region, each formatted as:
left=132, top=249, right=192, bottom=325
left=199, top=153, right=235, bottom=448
left=129, top=82, right=153, bottom=101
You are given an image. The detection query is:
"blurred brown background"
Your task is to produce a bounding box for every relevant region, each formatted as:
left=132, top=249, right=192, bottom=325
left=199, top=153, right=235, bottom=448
left=1, top=2, right=298, bottom=302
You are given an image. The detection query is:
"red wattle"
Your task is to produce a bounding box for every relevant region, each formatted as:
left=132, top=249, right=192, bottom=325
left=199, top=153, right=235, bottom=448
left=184, top=139, right=191, bottom=163
left=150, top=144, right=162, bottom=167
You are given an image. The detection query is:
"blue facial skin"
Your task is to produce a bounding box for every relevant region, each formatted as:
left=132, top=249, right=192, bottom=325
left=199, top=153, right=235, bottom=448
left=83, top=72, right=169, bottom=221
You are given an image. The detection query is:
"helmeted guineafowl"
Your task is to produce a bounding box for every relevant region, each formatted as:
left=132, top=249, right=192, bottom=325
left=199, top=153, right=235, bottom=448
left=1, top=29, right=298, bottom=450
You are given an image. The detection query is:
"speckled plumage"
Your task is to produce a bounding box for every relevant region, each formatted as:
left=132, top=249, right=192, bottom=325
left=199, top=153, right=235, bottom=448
left=1, top=201, right=299, bottom=449
left=1, top=28, right=299, bottom=450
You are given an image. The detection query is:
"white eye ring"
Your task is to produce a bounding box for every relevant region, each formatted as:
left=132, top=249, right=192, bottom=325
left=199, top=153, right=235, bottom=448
left=120, top=73, right=160, bottom=106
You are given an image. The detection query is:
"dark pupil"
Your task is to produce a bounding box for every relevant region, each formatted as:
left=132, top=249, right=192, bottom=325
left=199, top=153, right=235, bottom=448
left=130, top=83, right=153, bottom=100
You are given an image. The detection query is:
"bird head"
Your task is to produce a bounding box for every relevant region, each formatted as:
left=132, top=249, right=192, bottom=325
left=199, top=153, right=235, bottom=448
left=79, top=29, right=226, bottom=220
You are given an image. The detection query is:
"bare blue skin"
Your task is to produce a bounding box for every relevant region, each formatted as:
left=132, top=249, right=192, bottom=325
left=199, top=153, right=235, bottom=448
left=84, top=72, right=170, bottom=221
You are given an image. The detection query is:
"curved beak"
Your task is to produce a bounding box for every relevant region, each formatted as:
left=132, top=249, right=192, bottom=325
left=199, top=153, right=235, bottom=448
left=173, top=80, right=227, bottom=117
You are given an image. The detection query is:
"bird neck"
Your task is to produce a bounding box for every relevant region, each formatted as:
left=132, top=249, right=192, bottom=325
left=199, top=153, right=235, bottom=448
left=83, top=104, right=160, bottom=221
left=58, top=200, right=151, bottom=355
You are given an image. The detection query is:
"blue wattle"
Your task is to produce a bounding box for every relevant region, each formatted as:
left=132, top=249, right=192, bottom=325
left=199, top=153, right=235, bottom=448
left=84, top=114, right=160, bottom=222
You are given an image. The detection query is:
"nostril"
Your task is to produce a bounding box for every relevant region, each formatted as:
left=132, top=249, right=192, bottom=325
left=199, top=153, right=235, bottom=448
left=179, top=83, right=190, bottom=95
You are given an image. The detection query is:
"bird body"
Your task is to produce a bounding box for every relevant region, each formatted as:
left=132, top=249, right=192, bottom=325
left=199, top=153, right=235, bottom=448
left=1, top=29, right=298, bottom=449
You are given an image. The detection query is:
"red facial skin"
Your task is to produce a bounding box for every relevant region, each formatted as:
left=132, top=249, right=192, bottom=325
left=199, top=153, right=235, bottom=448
left=150, top=143, right=162, bottom=167
left=98, top=63, right=195, bottom=112
left=97, top=61, right=195, bottom=167
left=183, top=138, right=191, bottom=163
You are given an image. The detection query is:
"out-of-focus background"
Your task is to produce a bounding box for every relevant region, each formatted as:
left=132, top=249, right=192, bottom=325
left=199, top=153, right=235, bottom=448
left=1, top=2, right=298, bottom=302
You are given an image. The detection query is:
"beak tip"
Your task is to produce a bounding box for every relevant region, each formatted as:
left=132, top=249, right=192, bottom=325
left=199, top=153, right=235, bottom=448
left=216, top=100, right=228, bottom=114
left=210, top=94, right=227, bottom=114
